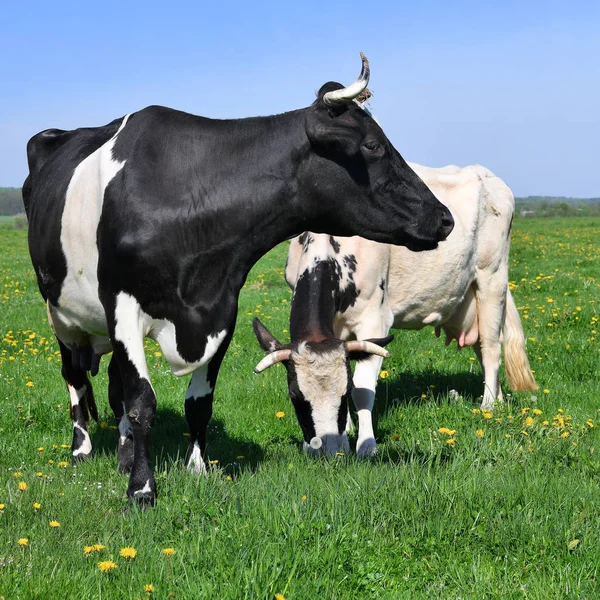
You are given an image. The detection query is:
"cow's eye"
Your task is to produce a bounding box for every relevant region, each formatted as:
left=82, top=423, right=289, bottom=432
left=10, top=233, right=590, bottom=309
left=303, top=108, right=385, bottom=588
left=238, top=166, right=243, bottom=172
left=363, top=140, right=380, bottom=152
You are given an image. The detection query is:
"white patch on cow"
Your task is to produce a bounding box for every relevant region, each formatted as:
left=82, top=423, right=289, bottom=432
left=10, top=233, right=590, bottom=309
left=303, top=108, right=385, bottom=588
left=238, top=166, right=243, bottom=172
left=118, top=414, right=132, bottom=446
left=150, top=321, right=227, bottom=377
left=53, top=115, right=131, bottom=345
left=68, top=383, right=85, bottom=408
left=114, top=292, right=152, bottom=383
left=293, top=343, right=349, bottom=454
left=72, top=423, right=92, bottom=456
left=113, top=292, right=228, bottom=380
left=186, top=367, right=212, bottom=399
left=187, top=442, right=208, bottom=474
left=133, top=480, right=152, bottom=496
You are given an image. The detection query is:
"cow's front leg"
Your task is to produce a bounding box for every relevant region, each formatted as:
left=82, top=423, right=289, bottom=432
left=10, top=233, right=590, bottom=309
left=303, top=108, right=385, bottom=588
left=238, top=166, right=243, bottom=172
left=352, top=355, right=383, bottom=457
left=185, top=331, right=233, bottom=474
left=107, top=355, right=134, bottom=473
left=185, top=366, right=212, bottom=474
left=108, top=294, right=157, bottom=505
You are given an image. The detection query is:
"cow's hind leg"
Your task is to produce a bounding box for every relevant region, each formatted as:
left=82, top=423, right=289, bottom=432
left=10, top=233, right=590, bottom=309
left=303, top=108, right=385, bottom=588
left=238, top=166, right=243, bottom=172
left=185, top=331, right=233, bottom=475
left=58, top=340, right=98, bottom=463
left=474, top=272, right=508, bottom=411
left=108, top=355, right=134, bottom=473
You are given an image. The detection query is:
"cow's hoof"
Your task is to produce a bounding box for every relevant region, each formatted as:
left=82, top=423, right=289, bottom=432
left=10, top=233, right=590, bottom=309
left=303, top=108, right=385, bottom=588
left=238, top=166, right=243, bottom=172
left=128, top=484, right=156, bottom=507
left=72, top=451, right=93, bottom=465
left=357, top=438, right=378, bottom=458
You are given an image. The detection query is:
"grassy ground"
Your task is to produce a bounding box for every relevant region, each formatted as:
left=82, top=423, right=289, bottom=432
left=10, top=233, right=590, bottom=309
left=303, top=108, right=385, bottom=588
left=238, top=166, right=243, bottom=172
left=1, top=218, right=600, bottom=599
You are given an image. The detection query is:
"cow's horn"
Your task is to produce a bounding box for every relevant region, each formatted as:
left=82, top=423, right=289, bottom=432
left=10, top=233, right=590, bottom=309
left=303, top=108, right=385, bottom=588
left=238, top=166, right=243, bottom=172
left=254, top=349, right=293, bottom=374
left=345, top=340, right=391, bottom=358
left=323, top=52, right=370, bottom=106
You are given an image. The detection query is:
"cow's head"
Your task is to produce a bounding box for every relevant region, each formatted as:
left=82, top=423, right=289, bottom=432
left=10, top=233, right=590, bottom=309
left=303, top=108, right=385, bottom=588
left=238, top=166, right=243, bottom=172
left=253, top=319, right=392, bottom=455
left=300, top=53, right=454, bottom=251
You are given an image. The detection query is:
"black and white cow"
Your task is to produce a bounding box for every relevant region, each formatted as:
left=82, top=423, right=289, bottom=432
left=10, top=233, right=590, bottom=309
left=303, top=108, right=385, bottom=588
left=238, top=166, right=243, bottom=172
left=23, top=55, right=454, bottom=504
left=254, top=163, right=537, bottom=456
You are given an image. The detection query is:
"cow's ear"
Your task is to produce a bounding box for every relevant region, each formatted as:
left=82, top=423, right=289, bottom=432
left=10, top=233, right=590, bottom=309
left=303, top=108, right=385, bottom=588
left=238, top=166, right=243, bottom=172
left=347, top=335, right=394, bottom=362
left=253, top=318, right=283, bottom=352
left=305, top=104, right=361, bottom=157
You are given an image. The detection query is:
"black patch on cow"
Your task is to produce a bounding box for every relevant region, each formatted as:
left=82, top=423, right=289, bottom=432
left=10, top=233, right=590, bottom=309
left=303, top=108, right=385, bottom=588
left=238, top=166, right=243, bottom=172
left=285, top=360, right=316, bottom=442
left=299, top=232, right=314, bottom=253
left=343, top=254, right=357, bottom=273
left=329, top=236, right=340, bottom=253
left=338, top=279, right=360, bottom=313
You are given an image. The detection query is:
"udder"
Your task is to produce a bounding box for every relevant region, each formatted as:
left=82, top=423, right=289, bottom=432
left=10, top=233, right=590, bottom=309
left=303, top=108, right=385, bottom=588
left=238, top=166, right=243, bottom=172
left=434, top=286, right=479, bottom=350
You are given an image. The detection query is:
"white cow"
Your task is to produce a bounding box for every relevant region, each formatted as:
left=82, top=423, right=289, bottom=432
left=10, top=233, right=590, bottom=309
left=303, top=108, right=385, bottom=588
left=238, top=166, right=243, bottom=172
left=255, top=163, right=537, bottom=457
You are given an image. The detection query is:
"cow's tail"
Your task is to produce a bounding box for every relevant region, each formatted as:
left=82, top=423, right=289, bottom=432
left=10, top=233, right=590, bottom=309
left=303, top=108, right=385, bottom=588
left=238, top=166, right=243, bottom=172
left=503, top=288, right=538, bottom=391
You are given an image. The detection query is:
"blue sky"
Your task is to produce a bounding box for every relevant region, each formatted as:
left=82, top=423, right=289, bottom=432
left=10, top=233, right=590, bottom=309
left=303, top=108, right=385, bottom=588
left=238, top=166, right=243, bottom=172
left=2, top=0, right=598, bottom=196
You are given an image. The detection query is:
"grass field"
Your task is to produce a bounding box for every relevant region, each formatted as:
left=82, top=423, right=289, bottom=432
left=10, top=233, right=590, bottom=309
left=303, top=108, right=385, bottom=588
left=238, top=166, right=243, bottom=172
left=1, top=218, right=600, bottom=599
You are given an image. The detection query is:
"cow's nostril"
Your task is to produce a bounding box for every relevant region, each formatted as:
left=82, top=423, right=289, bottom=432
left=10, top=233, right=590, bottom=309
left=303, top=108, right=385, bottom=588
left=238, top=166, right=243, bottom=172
left=439, top=210, right=454, bottom=239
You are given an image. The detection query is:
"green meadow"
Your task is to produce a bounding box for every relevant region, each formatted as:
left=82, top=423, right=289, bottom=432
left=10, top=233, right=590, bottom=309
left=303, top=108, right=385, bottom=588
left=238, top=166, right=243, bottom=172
left=1, top=218, right=599, bottom=599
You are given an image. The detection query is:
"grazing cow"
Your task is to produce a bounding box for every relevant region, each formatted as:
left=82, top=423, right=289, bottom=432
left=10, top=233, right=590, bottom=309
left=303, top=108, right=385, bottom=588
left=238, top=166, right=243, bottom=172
left=254, top=163, right=537, bottom=456
left=23, top=55, right=454, bottom=504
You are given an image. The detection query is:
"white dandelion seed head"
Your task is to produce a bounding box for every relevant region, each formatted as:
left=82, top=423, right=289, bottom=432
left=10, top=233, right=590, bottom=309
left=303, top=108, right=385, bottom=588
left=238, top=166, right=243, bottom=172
left=310, top=437, right=323, bottom=450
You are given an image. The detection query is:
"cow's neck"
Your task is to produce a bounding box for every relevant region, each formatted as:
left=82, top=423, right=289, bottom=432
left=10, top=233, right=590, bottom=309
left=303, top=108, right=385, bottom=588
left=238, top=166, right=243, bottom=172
left=289, top=234, right=338, bottom=342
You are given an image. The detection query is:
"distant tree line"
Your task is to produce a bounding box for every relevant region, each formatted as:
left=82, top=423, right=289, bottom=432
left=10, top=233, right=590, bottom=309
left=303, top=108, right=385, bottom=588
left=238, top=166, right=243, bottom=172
left=0, top=188, right=24, bottom=215
left=1, top=187, right=599, bottom=219
left=515, top=196, right=600, bottom=218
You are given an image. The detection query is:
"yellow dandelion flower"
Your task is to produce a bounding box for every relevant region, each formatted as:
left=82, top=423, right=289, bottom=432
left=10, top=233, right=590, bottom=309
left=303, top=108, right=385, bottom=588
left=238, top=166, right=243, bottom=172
left=26, top=381, right=34, bottom=387
left=275, top=594, right=286, bottom=600
left=33, top=502, right=41, bottom=510
left=18, top=481, right=28, bottom=491
left=275, top=411, right=285, bottom=418
left=161, top=548, right=176, bottom=556
left=560, top=432, right=570, bottom=438
left=586, top=420, right=594, bottom=428
left=525, top=417, right=534, bottom=427
left=98, top=560, right=117, bottom=572
left=301, top=495, right=307, bottom=502
left=93, top=544, right=106, bottom=552
left=521, top=407, right=530, bottom=414
left=437, top=427, right=456, bottom=435
left=446, top=438, right=456, bottom=446
left=37, top=447, right=44, bottom=452
left=235, top=455, right=245, bottom=460
left=533, top=409, right=543, bottom=415
left=13, top=472, right=22, bottom=477
left=36, top=472, right=43, bottom=477
left=209, top=459, right=219, bottom=465
left=84, top=546, right=94, bottom=555
left=0, top=504, right=5, bottom=510
left=49, top=521, right=60, bottom=528
left=543, top=389, right=550, bottom=394
left=542, top=420, right=549, bottom=426
left=58, top=462, right=68, bottom=468
left=145, top=584, right=155, bottom=593
left=120, top=547, right=137, bottom=559
left=521, top=430, right=528, bottom=436
left=476, top=429, right=484, bottom=437
left=18, top=538, right=28, bottom=546
left=379, top=370, right=389, bottom=379
left=482, top=411, right=492, bottom=419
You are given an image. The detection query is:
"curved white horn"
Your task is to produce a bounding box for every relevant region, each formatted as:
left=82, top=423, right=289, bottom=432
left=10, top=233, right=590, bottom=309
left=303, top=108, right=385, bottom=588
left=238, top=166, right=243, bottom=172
left=345, top=340, right=391, bottom=358
left=323, top=52, right=370, bottom=107
left=254, top=349, right=292, bottom=374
